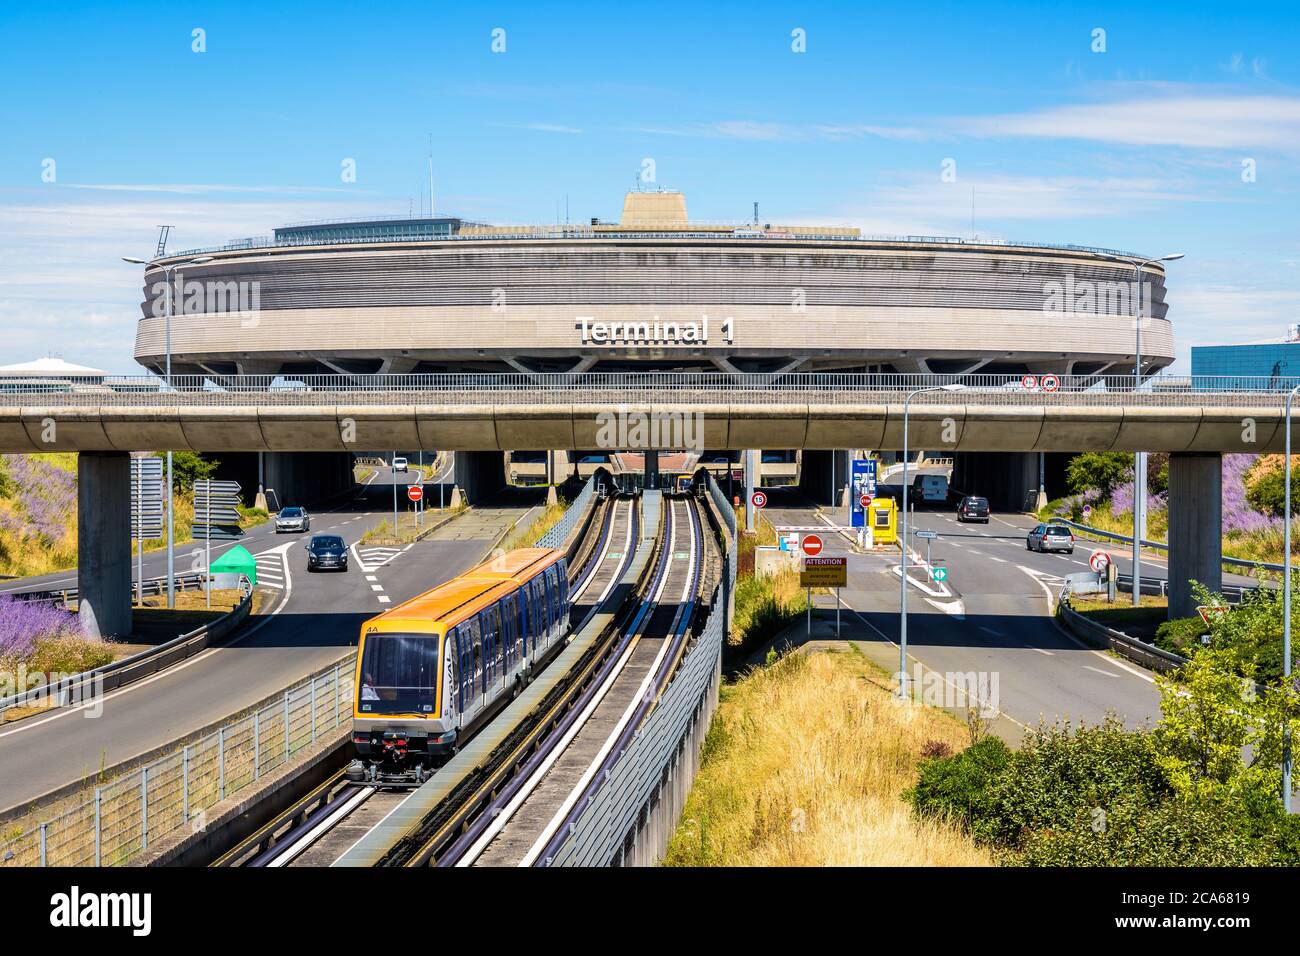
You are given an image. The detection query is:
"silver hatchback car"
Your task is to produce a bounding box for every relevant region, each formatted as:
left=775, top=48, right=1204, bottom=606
left=1027, top=523, right=1074, bottom=554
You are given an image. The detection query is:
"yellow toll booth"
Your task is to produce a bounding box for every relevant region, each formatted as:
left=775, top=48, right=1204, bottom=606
left=868, top=498, right=897, bottom=545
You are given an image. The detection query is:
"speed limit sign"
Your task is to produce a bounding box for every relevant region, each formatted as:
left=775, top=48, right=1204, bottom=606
left=1021, top=374, right=1038, bottom=390
left=1042, top=373, right=1060, bottom=392
left=751, top=490, right=767, bottom=509
left=1090, top=551, right=1111, bottom=574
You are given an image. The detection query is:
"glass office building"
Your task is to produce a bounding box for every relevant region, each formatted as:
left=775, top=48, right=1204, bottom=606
left=1191, top=343, right=1300, bottom=387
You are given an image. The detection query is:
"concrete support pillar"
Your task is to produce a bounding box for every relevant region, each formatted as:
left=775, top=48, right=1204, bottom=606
left=1167, top=452, right=1222, bottom=619
left=743, top=449, right=757, bottom=533
left=77, top=451, right=133, bottom=639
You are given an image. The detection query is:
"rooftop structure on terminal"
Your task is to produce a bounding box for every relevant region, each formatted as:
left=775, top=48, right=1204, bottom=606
left=136, top=189, right=1176, bottom=380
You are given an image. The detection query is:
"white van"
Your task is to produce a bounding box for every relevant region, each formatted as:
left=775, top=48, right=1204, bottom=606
left=392, top=456, right=409, bottom=473
left=910, top=474, right=949, bottom=505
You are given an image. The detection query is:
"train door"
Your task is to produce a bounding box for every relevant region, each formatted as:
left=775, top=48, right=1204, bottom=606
left=466, top=615, right=484, bottom=718
left=544, top=567, right=560, bottom=643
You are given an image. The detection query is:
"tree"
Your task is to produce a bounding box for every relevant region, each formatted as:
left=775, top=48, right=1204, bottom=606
left=1065, top=452, right=1132, bottom=496
left=1244, top=463, right=1300, bottom=518
left=1152, top=646, right=1300, bottom=807
left=154, top=451, right=218, bottom=492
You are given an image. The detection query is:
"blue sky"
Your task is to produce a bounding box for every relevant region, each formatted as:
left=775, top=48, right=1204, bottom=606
left=1, top=0, right=1297, bottom=370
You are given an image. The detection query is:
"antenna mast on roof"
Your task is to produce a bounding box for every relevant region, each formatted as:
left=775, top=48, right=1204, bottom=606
left=154, top=225, right=172, bottom=258
left=428, top=134, right=435, bottom=218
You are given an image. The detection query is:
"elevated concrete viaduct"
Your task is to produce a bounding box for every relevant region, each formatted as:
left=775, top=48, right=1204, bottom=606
left=8, top=381, right=1284, bottom=636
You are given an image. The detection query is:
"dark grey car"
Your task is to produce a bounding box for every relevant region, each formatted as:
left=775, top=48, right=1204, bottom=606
left=305, top=534, right=348, bottom=571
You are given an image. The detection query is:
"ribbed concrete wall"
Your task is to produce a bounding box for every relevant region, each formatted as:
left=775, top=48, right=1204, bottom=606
left=132, top=238, right=1172, bottom=373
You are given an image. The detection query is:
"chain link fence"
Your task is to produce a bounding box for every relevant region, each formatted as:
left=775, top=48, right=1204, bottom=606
left=0, top=656, right=355, bottom=867
left=537, top=477, right=595, bottom=551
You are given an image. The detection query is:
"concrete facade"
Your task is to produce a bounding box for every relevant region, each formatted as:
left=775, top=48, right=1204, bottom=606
left=76, top=451, right=132, bottom=638
left=1166, top=453, right=1223, bottom=618
left=131, top=192, right=1173, bottom=379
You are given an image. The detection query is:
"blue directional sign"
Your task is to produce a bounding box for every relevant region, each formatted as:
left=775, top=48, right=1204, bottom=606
left=850, top=458, right=878, bottom=528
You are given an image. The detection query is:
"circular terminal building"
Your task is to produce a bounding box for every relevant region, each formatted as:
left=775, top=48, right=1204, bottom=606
left=133, top=190, right=1174, bottom=379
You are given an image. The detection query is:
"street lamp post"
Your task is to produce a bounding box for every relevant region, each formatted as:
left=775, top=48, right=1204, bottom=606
left=1102, top=252, right=1184, bottom=607
left=1284, top=385, right=1300, bottom=812
left=123, top=253, right=213, bottom=609
left=899, top=382, right=965, bottom=700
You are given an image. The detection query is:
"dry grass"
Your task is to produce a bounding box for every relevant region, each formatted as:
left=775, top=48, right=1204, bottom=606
left=503, top=499, right=568, bottom=550
left=664, top=647, right=992, bottom=867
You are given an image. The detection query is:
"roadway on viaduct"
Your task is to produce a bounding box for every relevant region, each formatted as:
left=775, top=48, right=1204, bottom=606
left=0, top=390, right=1294, bottom=453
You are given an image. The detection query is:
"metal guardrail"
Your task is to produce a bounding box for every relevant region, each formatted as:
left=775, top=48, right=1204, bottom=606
left=7, top=372, right=1300, bottom=403
left=0, top=588, right=252, bottom=721
left=537, top=476, right=596, bottom=551
left=161, top=228, right=1148, bottom=260
left=1047, top=517, right=1285, bottom=574
left=0, top=657, right=354, bottom=867
left=11, top=570, right=209, bottom=607
left=548, top=472, right=736, bottom=866
left=1057, top=601, right=1188, bottom=674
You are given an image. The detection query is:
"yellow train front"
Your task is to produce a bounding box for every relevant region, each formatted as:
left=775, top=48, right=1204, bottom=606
left=347, top=548, right=570, bottom=785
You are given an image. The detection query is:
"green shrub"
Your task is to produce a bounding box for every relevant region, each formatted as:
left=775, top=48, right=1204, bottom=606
left=1019, top=793, right=1264, bottom=866
left=905, top=735, right=1011, bottom=833
left=1065, top=452, right=1132, bottom=496
left=1153, top=616, right=1207, bottom=656
left=982, top=717, right=1168, bottom=849
left=1244, top=463, right=1300, bottom=518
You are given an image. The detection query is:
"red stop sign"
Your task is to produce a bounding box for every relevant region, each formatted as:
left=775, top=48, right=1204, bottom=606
left=801, top=534, right=823, bottom=556
left=407, top=485, right=424, bottom=502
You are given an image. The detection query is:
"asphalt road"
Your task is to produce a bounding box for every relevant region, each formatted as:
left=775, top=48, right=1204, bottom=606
left=0, top=472, right=543, bottom=813
left=760, top=485, right=1172, bottom=739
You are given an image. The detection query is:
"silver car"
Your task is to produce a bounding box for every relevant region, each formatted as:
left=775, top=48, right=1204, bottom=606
left=1027, top=523, right=1074, bottom=553
left=276, top=506, right=310, bottom=533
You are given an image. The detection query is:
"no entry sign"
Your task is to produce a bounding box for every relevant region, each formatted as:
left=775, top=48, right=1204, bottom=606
left=407, top=485, right=424, bottom=502
left=801, top=533, right=824, bottom=557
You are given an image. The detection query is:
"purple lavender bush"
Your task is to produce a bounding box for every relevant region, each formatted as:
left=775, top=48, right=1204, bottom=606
left=0, top=595, right=84, bottom=660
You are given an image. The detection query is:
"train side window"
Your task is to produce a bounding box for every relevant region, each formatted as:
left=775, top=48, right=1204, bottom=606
left=501, top=595, right=514, bottom=670
left=489, top=604, right=504, bottom=677
left=515, top=592, right=526, bottom=659
left=538, top=576, right=552, bottom=630
left=545, top=568, right=559, bottom=631
left=481, top=610, right=494, bottom=685
left=531, top=578, right=545, bottom=635
left=518, top=586, right=531, bottom=654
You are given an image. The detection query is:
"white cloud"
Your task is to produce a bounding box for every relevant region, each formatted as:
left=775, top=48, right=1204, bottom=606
left=956, top=94, right=1300, bottom=151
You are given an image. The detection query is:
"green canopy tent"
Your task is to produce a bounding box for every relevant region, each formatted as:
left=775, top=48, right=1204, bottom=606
left=208, top=544, right=257, bottom=589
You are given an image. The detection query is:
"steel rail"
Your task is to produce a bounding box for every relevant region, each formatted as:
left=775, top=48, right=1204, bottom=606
left=533, top=497, right=705, bottom=867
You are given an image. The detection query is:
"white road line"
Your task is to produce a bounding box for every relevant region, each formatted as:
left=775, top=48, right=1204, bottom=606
left=1083, top=664, right=1120, bottom=678
left=377, top=596, right=390, bottom=604
left=1015, top=565, right=1156, bottom=685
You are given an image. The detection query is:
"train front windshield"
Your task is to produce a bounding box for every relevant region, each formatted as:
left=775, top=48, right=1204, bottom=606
left=358, top=633, right=440, bottom=715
